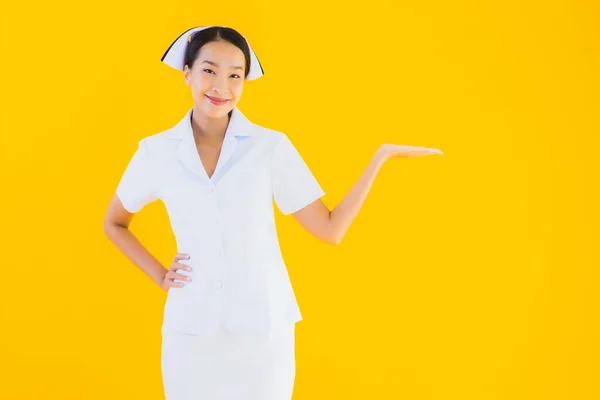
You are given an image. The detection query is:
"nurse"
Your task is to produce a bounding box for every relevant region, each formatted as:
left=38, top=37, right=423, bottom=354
left=103, top=25, right=442, bottom=400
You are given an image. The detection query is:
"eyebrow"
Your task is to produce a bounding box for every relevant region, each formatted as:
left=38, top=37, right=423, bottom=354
left=201, top=60, right=244, bottom=70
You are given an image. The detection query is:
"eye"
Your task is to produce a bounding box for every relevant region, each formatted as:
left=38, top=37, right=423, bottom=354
left=203, top=69, right=215, bottom=74
left=230, top=74, right=241, bottom=79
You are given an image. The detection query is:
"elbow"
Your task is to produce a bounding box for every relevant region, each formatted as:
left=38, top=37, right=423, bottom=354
left=103, top=218, right=111, bottom=234
left=326, top=234, right=343, bottom=246
left=325, top=222, right=343, bottom=246
left=103, top=219, right=116, bottom=239
left=103, top=218, right=126, bottom=238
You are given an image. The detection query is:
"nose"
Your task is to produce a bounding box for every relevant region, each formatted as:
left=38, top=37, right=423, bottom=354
left=212, top=76, right=228, bottom=94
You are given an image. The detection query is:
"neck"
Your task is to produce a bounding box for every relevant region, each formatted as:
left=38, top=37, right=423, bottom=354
left=190, top=107, right=230, bottom=145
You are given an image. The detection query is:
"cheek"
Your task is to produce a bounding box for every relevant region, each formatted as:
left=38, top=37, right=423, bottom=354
left=191, top=76, right=213, bottom=94
left=230, top=81, right=244, bottom=97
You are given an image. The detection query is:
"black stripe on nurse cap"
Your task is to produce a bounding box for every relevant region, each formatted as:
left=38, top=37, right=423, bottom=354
left=160, top=26, right=264, bottom=80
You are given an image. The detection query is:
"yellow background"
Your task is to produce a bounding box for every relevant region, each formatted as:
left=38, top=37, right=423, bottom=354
left=1, top=1, right=599, bottom=399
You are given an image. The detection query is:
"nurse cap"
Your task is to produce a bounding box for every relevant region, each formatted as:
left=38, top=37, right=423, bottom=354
left=160, top=26, right=264, bottom=80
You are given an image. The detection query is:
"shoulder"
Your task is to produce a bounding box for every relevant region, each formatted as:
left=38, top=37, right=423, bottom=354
left=131, top=126, right=181, bottom=161
left=141, top=125, right=181, bottom=145
left=253, top=124, right=288, bottom=148
left=247, top=118, right=302, bottom=155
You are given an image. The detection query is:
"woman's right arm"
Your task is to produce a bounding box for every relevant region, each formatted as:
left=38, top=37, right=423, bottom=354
left=103, top=194, right=169, bottom=287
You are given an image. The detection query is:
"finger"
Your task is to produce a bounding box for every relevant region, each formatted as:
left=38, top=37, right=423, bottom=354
left=421, top=147, right=442, bottom=154
left=169, top=280, right=185, bottom=288
left=412, top=149, right=433, bottom=155
left=164, top=272, right=183, bottom=283
left=411, top=149, right=441, bottom=156
left=172, top=253, right=190, bottom=262
left=173, top=273, right=192, bottom=283
left=172, top=262, right=193, bottom=272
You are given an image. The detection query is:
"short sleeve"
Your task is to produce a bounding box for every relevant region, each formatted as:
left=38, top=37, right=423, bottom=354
left=270, top=133, right=325, bottom=215
left=116, top=138, right=158, bottom=213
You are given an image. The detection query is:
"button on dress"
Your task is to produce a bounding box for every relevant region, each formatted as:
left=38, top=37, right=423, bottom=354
left=115, top=107, right=325, bottom=400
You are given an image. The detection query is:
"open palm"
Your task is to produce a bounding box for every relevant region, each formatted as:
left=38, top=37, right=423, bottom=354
left=378, top=144, right=443, bottom=158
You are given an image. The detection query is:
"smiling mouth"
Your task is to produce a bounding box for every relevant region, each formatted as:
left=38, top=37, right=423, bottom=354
left=205, top=95, right=230, bottom=105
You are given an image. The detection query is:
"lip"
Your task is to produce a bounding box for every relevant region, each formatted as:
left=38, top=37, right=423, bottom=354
left=205, top=95, right=230, bottom=105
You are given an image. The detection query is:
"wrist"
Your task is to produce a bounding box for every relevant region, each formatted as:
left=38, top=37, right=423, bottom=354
left=373, top=147, right=389, bottom=166
left=153, top=267, right=168, bottom=286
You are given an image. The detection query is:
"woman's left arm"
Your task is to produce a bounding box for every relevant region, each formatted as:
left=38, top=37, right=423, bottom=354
left=292, top=145, right=442, bottom=245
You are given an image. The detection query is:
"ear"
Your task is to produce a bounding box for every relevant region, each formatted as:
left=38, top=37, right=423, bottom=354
left=183, top=65, right=190, bottom=86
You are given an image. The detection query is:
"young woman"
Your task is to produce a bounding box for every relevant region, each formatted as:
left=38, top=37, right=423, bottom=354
left=103, top=25, right=442, bottom=400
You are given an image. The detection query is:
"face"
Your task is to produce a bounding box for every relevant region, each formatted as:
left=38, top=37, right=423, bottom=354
left=183, top=40, right=246, bottom=119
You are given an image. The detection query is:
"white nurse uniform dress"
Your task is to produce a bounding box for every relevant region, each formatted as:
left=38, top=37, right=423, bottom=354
left=115, top=105, right=325, bottom=400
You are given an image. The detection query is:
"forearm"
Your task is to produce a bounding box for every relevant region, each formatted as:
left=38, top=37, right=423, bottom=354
left=328, top=150, right=388, bottom=244
left=103, top=222, right=167, bottom=286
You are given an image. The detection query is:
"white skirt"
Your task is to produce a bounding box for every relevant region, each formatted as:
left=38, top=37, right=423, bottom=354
left=161, top=324, right=296, bottom=400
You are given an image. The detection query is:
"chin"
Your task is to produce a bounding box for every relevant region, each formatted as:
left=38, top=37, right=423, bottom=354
left=198, top=103, right=234, bottom=119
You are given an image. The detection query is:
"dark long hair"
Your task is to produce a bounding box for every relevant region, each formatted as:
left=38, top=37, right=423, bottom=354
left=184, top=26, right=252, bottom=79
